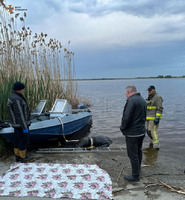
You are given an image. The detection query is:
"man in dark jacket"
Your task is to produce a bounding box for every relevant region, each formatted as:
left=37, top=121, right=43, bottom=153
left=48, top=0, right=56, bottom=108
left=8, top=82, right=34, bottom=163
left=120, top=85, right=147, bottom=182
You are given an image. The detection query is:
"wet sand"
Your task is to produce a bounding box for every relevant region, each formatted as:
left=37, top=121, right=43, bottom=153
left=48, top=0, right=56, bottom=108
left=0, top=143, right=185, bottom=200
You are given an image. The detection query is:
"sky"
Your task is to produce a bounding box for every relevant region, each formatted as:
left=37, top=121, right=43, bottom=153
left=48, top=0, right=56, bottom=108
left=3, top=0, right=185, bottom=79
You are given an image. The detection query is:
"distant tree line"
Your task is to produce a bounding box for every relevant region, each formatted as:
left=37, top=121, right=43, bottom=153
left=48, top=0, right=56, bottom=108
left=76, top=75, right=185, bottom=81
left=156, top=75, right=185, bottom=78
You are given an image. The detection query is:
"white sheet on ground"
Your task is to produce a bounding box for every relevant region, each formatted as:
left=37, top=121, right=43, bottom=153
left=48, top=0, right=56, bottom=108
left=0, top=163, right=112, bottom=199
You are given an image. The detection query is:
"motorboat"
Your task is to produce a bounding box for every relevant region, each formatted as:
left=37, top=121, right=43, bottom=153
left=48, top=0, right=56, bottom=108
left=0, top=99, right=92, bottom=147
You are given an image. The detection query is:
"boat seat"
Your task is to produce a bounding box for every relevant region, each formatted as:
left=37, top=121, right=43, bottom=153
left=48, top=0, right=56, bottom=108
left=31, top=112, right=50, bottom=122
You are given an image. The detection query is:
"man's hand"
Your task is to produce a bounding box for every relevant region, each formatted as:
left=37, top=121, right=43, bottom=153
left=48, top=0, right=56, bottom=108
left=23, top=128, right=29, bottom=133
left=154, top=118, right=160, bottom=124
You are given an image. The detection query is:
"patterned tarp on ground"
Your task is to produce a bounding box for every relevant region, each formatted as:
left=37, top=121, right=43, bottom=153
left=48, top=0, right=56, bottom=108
left=0, top=163, right=112, bottom=199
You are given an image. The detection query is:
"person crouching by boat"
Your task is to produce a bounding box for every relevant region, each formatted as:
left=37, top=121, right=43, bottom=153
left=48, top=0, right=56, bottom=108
left=7, top=82, right=34, bottom=163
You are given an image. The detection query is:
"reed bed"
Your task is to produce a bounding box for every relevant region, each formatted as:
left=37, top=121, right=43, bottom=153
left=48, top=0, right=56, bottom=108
left=0, top=3, right=78, bottom=120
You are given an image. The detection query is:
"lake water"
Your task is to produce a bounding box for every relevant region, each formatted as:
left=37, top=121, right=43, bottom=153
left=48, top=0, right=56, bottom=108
left=77, top=78, right=185, bottom=157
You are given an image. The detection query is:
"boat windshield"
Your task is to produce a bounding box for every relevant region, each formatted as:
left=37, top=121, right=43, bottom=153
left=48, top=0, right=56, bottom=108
left=32, top=100, right=47, bottom=115
left=50, top=99, right=71, bottom=113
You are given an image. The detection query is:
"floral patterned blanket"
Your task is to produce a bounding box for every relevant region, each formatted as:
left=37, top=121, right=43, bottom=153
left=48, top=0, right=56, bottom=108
left=0, top=163, right=112, bottom=199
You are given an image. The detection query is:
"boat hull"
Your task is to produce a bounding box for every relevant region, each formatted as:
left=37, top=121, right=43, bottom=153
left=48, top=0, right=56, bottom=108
left=0, top=113, right=92, bottom=147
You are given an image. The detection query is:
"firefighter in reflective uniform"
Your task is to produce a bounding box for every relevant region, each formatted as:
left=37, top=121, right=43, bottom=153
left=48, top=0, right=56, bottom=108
left=146, top=85, right=163, bottom=150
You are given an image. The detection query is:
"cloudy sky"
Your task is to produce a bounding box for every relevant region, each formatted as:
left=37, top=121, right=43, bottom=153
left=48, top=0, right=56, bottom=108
left=4, top=0, right=185, bottom=78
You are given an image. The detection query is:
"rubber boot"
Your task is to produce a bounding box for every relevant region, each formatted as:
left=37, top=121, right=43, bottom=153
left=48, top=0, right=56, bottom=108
left=144, top=143, right=153, bottom=151
left=19, top=149, right=35, bottom=163
left=14, top=148, right=21, bottom=162
left=152, top=143, right=160, bottom=151
left=15, top=156, right=21, bottom=162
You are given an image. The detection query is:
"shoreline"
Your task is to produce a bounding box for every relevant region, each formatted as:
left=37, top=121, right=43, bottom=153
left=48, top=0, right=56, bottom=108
left=73, top=77, right=185, bottom=81
left=55, top=77, right=185, bottom=82
left=0, top=144, right=184, bottom=200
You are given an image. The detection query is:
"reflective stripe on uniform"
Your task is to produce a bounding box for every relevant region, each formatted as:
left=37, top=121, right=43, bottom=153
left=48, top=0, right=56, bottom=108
left=146, top=116, right=155, bottom=120
left=156, top=113, right=162, bottom=119
left=147, top=106, right=157, bottom=109
left=153, top=125, right=159, bottom=143
left=153, top=125, right=159, bottom=147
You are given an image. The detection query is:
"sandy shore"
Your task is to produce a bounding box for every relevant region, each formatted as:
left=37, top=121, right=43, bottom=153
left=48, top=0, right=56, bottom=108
left=0, top=144, right=185, bottom=200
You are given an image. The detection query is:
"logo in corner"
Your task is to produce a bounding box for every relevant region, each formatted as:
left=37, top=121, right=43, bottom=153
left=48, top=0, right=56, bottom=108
left=6, top=5, right=14, bottom=13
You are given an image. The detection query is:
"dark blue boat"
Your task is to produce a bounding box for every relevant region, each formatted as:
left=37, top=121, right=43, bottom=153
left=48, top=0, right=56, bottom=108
left=0, top=99, right=92, bottom=146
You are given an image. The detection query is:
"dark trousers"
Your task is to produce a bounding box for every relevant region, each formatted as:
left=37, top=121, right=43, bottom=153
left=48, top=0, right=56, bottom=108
left=125, top=135, right=145, bottom=178
left=14, top=128, right=28, bottom=150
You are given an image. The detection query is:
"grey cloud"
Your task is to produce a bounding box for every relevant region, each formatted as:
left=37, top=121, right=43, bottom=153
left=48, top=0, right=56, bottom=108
left=154, top=22, right=185, bottom=34
left=75, top=40, right=185, bottom=78
left=45, top=0, right=62, bottom=12
left=64, top=0, right=185, bottom=17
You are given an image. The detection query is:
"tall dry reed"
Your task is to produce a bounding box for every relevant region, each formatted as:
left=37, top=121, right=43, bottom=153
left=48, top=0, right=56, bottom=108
left=0, top=3, right=78, bottom=120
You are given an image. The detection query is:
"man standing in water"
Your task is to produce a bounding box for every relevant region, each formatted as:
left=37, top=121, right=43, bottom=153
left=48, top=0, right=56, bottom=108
left=146, top=85, right=163, bottom=150
left=8, top=82, right=34, bottom=163
left=120, top=85, right=147, bottom=182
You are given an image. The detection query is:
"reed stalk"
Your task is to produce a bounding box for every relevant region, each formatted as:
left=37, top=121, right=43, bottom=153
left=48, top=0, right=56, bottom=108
left=0, top=3, right=78, bottom=120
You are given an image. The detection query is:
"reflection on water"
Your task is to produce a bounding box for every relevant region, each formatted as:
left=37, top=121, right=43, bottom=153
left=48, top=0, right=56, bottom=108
left=77, top=79, right=185, bottom=158
left=143, top=144, right=159, bottom=166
